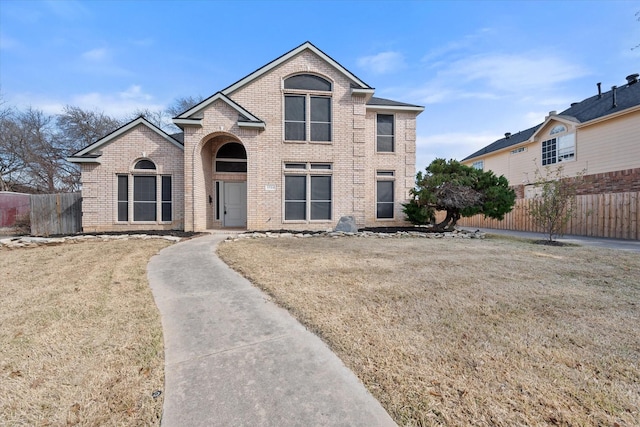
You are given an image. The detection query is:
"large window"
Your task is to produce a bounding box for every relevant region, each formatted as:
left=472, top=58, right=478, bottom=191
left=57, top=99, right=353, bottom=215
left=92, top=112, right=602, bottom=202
left=117, top=159, right=172, bottom=223
left=284, top=163, right=332, bottom=221
left=376, top=171, right=395, bottom=219
left=542, top=133, right=575, bottom=165
left=284, top=74, right=332, bottom=142
left=376, top=114, right=395, bottom=152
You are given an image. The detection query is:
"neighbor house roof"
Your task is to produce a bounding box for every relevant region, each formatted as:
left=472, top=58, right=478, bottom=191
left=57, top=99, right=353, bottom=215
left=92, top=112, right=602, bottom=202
left=462, top=76, right=640, bottom=161
left=67, top=116, right=183, bottom=164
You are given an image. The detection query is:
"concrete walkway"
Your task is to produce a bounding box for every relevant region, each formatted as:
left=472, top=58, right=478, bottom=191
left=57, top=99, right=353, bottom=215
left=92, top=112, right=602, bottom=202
left=147, top=234, right=396, bottom=427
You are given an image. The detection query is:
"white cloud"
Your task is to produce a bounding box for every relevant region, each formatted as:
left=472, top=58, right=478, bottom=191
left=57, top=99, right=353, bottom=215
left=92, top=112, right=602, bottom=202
left=82, top=47, right=109, bottom=62
left=357, top=51, right=405, bottom=74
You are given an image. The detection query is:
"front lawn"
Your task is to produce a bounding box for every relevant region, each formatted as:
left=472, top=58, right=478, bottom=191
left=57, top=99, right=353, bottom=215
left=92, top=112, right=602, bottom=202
left=217, top=234, right=640, bottom=426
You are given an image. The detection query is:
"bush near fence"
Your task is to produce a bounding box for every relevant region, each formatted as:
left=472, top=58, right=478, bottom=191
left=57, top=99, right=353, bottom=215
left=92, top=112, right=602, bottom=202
left=447, top=192, right=639, bottom=240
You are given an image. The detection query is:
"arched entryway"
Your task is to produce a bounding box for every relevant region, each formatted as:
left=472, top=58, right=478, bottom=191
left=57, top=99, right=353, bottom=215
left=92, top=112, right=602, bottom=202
left=192, top=133, right=248, bottom=230
left=214, top=142, right=247, bottom=228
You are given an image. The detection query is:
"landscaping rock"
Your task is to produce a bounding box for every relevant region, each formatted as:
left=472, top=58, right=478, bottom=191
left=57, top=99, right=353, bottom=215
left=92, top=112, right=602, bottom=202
left=334, top=216, right=358, bottom=233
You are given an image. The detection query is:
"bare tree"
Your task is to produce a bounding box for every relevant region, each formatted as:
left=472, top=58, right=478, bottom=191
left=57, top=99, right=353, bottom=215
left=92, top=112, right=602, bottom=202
left=0, top=102, right=27, bottom=191
left=166, top=95, right=204, bottom=117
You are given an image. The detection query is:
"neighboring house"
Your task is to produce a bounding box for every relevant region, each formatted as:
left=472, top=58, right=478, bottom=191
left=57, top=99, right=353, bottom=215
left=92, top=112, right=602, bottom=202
left=462, top=73, right=640, bottom=199
left=68, top=42, right=424, bottom=232
left=0, top=191, right=30, bottom=229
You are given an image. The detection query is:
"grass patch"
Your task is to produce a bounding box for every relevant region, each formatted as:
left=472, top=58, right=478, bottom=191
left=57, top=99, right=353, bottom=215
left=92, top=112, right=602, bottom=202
left=0, top=239, right=171, bottom=426
left=218, top=235, right=640, bottom=426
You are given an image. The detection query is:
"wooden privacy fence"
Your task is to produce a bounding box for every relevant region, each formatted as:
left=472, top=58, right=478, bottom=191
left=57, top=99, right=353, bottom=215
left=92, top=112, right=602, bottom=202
left=30, top=193, right=82, bottom=236
left=453, top=191, right=640, bottom=240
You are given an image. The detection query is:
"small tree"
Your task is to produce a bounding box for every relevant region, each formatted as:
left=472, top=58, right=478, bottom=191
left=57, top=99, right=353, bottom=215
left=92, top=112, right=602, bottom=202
left=404, top=158, right=516, bottom=230
left=527, top=164, right=583, bottom=242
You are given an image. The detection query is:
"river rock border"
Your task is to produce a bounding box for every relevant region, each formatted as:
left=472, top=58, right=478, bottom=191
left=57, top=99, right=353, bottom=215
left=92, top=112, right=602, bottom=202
left=0, top=234, right=182, bottom=249
left=228, top=228, right=485, bottom=241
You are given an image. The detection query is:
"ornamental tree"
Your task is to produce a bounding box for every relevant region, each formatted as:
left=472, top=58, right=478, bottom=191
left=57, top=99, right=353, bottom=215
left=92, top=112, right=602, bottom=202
left=404, top=158, right=516, bottom=230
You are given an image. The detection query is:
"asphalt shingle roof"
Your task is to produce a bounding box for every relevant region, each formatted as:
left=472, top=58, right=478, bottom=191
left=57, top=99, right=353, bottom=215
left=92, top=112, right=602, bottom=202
left=367, top=96, right=423, bottom=108
left=462, top=78, right=640, bottom=161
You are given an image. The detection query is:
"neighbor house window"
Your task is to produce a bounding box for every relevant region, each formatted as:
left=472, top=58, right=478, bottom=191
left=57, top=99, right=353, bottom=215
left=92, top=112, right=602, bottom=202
left=376, top=170, right=395, bottom=219
left=118, top=159, right=172, bottom=224
left=376, top=114, right=395, bottom=152
left=284, top=74, right=332, bottom=142
left=472, top=160, right=484, bottom=170
left=284, top=162, right=332, bottom=221
left=542, top=133, right=575, bottom=165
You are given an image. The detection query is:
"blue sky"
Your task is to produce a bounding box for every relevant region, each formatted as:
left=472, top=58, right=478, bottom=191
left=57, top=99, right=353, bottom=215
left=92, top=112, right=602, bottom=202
left=1, top=0, right=638, bottom=169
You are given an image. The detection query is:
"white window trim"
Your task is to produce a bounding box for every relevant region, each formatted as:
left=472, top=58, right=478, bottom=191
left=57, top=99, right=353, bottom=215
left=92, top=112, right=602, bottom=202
left=376, top=113, right=396, bottom=153
left=115, top=171, right=173, bottom=225
left=376, top=170, right=395, bottom=220
left=283, top=91, right=333, bottom=143
left=283, top=162, right=333, bottom=223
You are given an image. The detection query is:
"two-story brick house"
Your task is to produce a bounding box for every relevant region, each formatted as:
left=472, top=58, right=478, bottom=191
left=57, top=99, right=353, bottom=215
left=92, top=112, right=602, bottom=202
left=68, top=42, right=424, bottom=232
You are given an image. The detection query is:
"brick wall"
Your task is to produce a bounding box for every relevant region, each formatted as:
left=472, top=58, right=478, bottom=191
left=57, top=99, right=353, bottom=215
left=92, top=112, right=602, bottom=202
left=80, top=125, right=184, bottom=232
left=182, top=49, right=419, bottom=231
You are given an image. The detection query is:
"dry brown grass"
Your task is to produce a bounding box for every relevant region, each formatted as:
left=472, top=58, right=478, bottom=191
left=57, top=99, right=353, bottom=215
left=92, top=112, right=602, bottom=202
left=0, top=239, right=171, bottom=426
left=217, top=235, right=640, bottom=426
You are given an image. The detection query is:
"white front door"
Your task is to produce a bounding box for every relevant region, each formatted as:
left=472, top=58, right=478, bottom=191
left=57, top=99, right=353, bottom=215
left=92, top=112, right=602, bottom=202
left=223, top=182, right=247, bottom=227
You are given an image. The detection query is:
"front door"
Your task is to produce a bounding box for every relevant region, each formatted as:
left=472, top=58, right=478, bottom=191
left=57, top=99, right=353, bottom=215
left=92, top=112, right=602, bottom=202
left=223, top=182, right=247, bottom=227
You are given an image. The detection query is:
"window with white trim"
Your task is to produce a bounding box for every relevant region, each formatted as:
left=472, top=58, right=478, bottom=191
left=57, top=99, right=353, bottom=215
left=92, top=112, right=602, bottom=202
left=284, top=74, right=332, bottom=142
left=117, top=159, right=172, bottom=223
left=472, top=160, right=484, bottom=170
left=284, top=163, right=332, bottom=221
left=376, top=170, right=395, bottom=219
left=542, top=133, right=575, bottom=165
left=376, top=114, right=395, bottom=152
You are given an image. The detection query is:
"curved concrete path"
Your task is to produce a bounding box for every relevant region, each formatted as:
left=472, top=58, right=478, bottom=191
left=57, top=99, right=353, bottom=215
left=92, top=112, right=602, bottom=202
left=147, top=234, right=396, bottom=427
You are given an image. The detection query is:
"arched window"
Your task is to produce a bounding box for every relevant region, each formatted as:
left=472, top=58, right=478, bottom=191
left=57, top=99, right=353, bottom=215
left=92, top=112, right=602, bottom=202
left=216, top=142, right=247, bottom=173
left=134, top=159, right=156, bottom=170
left=284, top=74, right=332, bottom=142
left=117, top=158, right=171, bottom=223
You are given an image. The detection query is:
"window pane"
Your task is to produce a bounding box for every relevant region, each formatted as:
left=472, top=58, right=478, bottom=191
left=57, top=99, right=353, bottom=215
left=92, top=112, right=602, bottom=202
left=377, top=136, right=394, bottom=152
left=285, top=163, right=306, bottom=169
left=135, top=159, right=156, bottom=170
left=285, top=122, right=305, bottom=141
left=285, top=202, right=306, bottom=220
left=311, top=202, right=331, bottom=220
left=117, top=175, right=128, bottom=201
left=216, top=143, right=247, bottom=159
left=118, top=202, right=128, bottom=222
left=162, top=203, right=172, bottom=222
left=310, top=97, right=330, bottom=122
left=311, top=123, right=331, bottom=141
left=310, top=164, right=331, bottom=170
left=161, top=176, right=171, bottom=202
left=285, top=95, right=305, bottom=121
left=311, top=176, right=331, bottom=201
left=284, top=74, right=331, bottom=91
left=377, top=181, right=393, bottom=203
left=134, top=176, right=156, bottom=202
left=377, top=114, right=394, bottom=136
left=134, top=203, right=156, bottom=221
left=377, top=203, right=394, bottom=219
left=216, top=161, right=248, bottom=172
left=285, top=176, right=306, bottom=201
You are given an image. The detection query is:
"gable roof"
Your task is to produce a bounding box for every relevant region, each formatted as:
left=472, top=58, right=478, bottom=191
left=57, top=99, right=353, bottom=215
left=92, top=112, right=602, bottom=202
left=462, top=78, right=640, bottom=161
left=173, top=41, right=376, bottom=124
left=67, top=116, right=183, bottom=164
left=221, top=41, right=373, bottom=95
left=174, top=92, right=265, bottom=129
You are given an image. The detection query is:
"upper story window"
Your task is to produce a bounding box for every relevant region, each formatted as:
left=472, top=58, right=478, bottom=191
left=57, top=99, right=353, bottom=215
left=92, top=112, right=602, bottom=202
left=376, top=114, right=395, bottom=152
left=472, top=160, right=484, bottom=170
left=542, top=133, right=575, bottom=166
left=134, top=159, right=156, bottom=170
left=284, top=74, right=332, bottom=142
left=550, top=125, right=566, bottom=135
left=216, top=142, right=247, bottom=173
